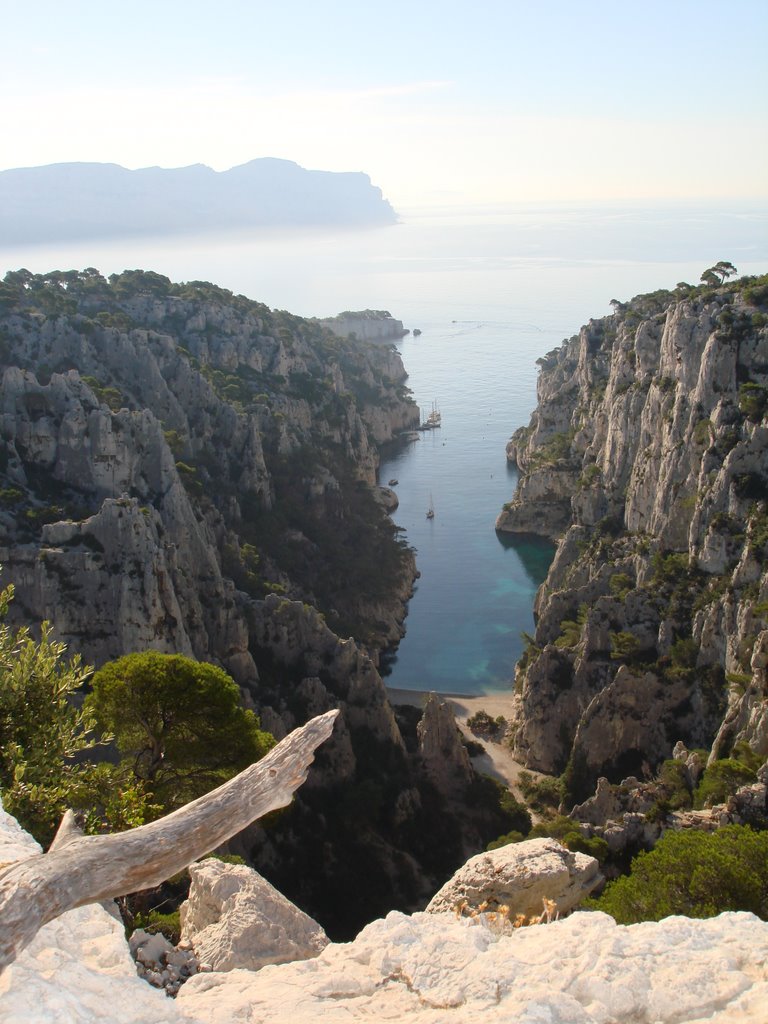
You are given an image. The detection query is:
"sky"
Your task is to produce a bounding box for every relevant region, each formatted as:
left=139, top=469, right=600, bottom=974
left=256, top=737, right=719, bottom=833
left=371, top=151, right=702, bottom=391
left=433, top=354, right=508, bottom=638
left=2, top=0, right=767, bottom=212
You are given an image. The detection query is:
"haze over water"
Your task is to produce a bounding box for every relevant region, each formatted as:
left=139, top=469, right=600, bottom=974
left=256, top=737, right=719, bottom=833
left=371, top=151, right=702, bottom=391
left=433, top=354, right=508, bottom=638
left=2, top=201, right=765, bottom=694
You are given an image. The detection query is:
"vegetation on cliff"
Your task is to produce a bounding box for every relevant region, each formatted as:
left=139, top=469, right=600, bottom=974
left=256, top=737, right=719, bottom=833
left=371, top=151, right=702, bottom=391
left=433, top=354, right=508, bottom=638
left=0, top=576, right=276, bottom=845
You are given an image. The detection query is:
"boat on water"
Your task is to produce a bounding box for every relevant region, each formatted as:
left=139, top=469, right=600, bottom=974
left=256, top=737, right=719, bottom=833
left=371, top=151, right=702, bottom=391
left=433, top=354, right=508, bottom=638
left=426, top=400, right=441, bottom=428
left=417, top=401, right=441, bottom=431
left=426, top=493, right=435, bottom=519
left=388, top=478, right=398, bottom=486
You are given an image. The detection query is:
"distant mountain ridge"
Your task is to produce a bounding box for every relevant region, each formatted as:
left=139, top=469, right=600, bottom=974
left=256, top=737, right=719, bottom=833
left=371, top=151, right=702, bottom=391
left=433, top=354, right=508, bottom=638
left=0, top=158, right=397, bottom=243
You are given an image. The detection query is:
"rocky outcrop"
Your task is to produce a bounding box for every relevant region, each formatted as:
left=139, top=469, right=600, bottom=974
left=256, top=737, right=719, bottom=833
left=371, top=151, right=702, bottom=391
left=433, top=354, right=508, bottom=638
left=425, top=837, right=602, bottom=918
left=177, top=910, right=768, bottom=1023
left=319, top=310, right=408, bottom=343
left=129, top=929, right=201, bottom=997
left=0, top=800, right=184, bottom=1023
left=568, top=749, right=768, bottom=861
left=416, top=692, right=474, bottom=793
left=498, top=276, right=768, bottom=790
left=0, top=271, right=420, bottom=671
left=180, top=859, right=328, bottom=972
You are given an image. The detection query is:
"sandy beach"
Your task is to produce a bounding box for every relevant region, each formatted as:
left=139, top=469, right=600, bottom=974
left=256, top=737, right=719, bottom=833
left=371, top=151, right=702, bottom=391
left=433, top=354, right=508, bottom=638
left=387, top=687, right=533, bottom=797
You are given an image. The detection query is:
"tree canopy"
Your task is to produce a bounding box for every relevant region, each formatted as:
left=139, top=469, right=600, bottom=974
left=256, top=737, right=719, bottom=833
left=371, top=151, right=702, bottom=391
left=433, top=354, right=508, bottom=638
left=701, top=261, right=737, bottom=286
left=86, top=651, right=275, bottom=813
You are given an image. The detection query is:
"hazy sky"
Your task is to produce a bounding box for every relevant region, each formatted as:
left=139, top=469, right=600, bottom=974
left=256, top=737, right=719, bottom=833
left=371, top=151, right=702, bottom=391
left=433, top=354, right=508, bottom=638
left=3, top=0, right=767, bottom=210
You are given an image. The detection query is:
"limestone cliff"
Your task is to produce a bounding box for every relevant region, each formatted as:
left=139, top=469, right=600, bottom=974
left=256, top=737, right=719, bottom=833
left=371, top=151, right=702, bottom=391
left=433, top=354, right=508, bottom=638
left=497, top=274, right=768, bottom=794
left=0, top=268, right=514, bottom=938
left=0, top=269, right=418, bottom=661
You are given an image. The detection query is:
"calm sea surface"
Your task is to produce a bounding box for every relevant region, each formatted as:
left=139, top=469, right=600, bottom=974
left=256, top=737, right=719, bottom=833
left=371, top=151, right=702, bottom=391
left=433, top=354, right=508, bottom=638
left=2, top=202, right=765, bottom=694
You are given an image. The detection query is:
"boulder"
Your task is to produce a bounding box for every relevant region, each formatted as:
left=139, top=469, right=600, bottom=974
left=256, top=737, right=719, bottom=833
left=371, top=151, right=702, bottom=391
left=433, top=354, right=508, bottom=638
left=180, top=858, right=328, bottom=972
left=424, top=837, right=602, bottom=918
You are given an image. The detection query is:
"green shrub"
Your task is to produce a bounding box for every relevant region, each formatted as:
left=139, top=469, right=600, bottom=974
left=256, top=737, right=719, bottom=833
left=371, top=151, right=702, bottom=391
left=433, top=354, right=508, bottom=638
left=0, top=581, right=96, bottom=844
left=609, top=573, right=634, bottom=600
left=738, top=383, right=768, bottom=423
left=528, top=814, right=577, bottom=840
left=467, top=709, right=499, bottom=737
left=731, top=741, right=764, bottom=773
left=743, top=277, right=768, bottom=307
left=527, top=431, right=575, bottom=470
left=555, top=618, right=582, bottom=649
left=694, top=758, right=756, bottom=808
left=561, top=830, right=609, bottom=863
left=588, top=826, right=768, bottom=923
left=134, top=909, right=181, bottom=944
left=578, top=465, right=602, bottom=489
left=486, top=830, right=526, bottom=850
left=518, top=772, right=563, bottom=812
left=610, top=631, right=640, bottom=662
left=204, top=852, right=247, bottom=866
left=656, top=759, right=693, bottom=810
left=692, top=419, right=712, bottom=445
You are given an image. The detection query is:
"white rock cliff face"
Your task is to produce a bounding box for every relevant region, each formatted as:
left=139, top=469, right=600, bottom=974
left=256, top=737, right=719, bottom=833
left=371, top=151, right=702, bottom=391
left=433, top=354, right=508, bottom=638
left=497, top=280, right=768, bottom=782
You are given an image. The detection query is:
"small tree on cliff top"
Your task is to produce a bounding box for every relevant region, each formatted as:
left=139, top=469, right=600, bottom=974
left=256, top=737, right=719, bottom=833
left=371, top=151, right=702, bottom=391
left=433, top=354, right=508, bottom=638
left=701, top=261, right=737, bottom=285
left=86, top=651, right=275, bottom=816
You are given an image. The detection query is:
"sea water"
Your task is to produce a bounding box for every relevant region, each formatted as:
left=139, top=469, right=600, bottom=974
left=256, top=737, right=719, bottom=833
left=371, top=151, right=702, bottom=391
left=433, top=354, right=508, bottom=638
left=2, top=201, right=765, bottom=694
left=377, top=317, right=557, bottom=694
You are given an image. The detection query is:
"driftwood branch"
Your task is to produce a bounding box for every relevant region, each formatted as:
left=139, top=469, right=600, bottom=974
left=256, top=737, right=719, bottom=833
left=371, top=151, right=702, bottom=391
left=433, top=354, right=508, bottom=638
left=0, top=708, right=338, bottom=972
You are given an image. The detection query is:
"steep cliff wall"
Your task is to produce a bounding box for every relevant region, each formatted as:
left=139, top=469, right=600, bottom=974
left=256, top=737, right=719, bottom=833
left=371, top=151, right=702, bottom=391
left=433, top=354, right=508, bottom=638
left=497, top=275, right=768, bottom=795
left=0, top=270, right=418, bottom=658
left=0, top=268, right=515, bottom=938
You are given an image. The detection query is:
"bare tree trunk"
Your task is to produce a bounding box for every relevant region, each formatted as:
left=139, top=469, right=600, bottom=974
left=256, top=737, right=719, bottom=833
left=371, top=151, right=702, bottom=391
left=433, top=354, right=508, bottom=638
left=0, top=708, right=338, bottom=972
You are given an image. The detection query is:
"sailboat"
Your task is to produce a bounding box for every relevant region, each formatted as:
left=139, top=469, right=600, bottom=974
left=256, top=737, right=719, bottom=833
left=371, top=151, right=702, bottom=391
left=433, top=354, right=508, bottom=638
left=426, top=401, right=441, bottom=428
left=426, top=493, right=435, bottom=519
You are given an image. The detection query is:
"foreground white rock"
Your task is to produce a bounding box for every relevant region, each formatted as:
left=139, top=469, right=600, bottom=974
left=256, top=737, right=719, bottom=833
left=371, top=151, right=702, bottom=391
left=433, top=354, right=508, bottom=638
left=0, top=802, right=188, bottom=1024
left=3, top=801, right=768, bottom=1023
left=425, top=837, right=602, bottom=917
left=180, top=858, right=328, bottom=971
left=176, top=909, right=768, bottom=1024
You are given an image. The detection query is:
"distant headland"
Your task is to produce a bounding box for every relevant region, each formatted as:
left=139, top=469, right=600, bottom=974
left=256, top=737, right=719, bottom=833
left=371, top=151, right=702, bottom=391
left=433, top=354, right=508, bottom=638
left=0, top=158, right=398, bottom=244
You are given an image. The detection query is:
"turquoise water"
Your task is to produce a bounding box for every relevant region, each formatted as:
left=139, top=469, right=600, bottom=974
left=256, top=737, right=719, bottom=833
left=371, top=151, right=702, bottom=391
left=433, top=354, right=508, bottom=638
left=3, top=202, right=765, bottom=695
left=378, top=318, right=556, bottom=695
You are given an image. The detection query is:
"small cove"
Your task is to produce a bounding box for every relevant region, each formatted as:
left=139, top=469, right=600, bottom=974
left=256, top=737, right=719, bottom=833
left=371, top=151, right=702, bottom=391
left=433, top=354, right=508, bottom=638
left=378, top=317, right=556, bottom=696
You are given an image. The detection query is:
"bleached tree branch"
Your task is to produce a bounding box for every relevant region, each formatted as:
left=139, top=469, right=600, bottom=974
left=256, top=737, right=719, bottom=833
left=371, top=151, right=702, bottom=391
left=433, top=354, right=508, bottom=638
left=0, top=708, right=338, bottom=971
